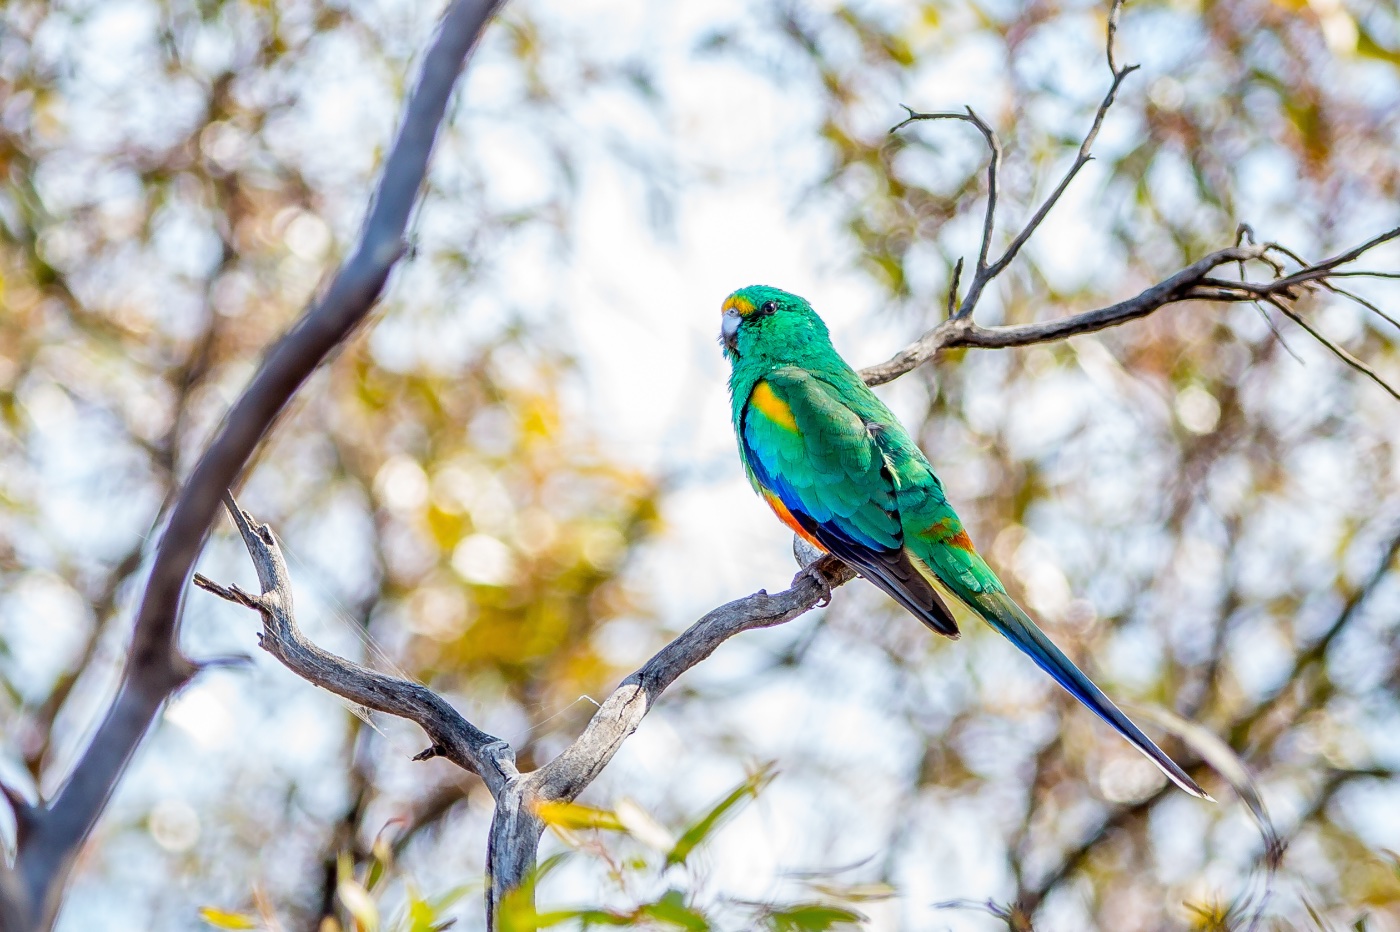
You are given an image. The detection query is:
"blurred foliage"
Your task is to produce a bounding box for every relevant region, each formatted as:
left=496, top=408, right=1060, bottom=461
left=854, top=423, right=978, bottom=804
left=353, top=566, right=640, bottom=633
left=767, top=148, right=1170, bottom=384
left=200, top=772, right=874, bottom=931
left=200, top=834, right=470, bottom=932
left=507, top=769, right=874, bottom=931
left=2, top=0, right=1400, bottom=929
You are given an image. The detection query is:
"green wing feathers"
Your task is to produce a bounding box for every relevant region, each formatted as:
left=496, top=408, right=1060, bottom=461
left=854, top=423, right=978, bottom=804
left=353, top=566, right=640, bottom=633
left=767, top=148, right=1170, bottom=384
left=741, top=369, right=959, bottom=637
left=722, top=285, right=1207, bottom=799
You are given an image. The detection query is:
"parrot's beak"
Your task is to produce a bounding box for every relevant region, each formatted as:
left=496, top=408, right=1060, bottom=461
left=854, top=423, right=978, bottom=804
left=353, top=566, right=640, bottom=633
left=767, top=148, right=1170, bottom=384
left=721, top=308, right=741, bottom=354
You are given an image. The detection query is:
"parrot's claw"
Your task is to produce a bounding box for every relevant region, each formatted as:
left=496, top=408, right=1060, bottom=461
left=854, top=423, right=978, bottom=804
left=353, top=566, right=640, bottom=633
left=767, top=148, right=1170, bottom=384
left=794, top=557, right=836, bottom=607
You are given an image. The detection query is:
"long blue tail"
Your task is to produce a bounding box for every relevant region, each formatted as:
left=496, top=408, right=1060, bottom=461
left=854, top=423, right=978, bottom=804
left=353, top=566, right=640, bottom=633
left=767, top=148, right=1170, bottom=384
left=971, top=589, right=1211, bottom=800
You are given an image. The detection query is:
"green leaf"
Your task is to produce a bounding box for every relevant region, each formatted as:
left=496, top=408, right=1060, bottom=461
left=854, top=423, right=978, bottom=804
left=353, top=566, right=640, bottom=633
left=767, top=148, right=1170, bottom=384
left=366, top=836, right=393, bottom=893
left=1357, top=23, right=1400, bottom=68
left=497, top=854, right=572, bottom=932
left=424, top=884, right=475, bottom=914
left=666, top=765, right=777, bottom=867
left=198, top=907, right=259, bottom=930
left=637, top=889, right=711, bottom=930
left=805, top=882, right=895, bottom=903
left=402, top=893, right=439, bottom=932
left=535, top=907, right=633, bottom=929
left=613, top=797, right=677, bottom=851
left=764, top=904, right=865, bottom=931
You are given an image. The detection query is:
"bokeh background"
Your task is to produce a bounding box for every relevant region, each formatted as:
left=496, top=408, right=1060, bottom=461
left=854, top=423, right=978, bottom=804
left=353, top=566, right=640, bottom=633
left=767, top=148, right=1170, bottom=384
left=1, top=0, right=1399, bottom=928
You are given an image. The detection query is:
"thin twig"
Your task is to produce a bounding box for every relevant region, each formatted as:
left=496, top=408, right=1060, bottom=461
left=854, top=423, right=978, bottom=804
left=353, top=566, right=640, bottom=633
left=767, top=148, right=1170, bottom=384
left=1265, top=240, right=1400, bottom=332
left=892, top=106, right=1000, bottom=304
left=1265, top=296, right=1400, bottom=401
left=946, top=257, right=965, bottom=319
left=892, top=0, right=1139, bottom=321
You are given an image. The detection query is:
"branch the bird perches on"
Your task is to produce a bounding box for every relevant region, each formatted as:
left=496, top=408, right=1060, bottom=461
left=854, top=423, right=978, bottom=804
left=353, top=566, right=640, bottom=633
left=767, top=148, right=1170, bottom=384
left=195, top=493, right=853, bottom=927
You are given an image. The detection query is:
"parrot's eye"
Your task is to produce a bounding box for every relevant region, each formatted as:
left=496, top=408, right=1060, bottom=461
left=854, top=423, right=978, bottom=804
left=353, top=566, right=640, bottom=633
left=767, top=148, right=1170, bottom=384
left=760, top=300, right=777, bottom=315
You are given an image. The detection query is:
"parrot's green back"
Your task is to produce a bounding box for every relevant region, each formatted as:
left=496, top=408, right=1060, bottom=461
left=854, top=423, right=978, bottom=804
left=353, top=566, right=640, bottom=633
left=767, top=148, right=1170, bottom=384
left=719, top=284, right=1210, bottom=800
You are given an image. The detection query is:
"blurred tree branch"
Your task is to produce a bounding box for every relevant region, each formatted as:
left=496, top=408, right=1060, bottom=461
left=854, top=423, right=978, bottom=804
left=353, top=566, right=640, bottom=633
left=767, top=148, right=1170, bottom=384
left=1021, top=522, right=1400, bottom=916
left=0, top=2, right=506, bottom=929
left=892, top=0, right=1139, bottom=326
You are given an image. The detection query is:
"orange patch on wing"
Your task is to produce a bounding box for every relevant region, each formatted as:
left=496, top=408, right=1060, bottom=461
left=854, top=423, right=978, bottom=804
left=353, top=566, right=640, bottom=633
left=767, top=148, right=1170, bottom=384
left=749, top=381, right=799, bottom=432
left=763, top=489, right=823, bottom=548
left=946, top=529, right=976, bottom=551
left=920, top=519, right=977, bottom=552
left=722, top=294, right=756, bottom=317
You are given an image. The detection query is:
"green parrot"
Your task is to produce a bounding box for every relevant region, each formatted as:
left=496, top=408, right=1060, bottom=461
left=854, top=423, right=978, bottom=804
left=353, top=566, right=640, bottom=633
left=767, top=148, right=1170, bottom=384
left=720, top=284, right=1209, bottom=800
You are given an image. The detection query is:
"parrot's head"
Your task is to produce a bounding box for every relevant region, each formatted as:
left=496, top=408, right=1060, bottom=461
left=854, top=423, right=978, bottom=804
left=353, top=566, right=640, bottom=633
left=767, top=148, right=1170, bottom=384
left=719, top=285, right=830, bottom=363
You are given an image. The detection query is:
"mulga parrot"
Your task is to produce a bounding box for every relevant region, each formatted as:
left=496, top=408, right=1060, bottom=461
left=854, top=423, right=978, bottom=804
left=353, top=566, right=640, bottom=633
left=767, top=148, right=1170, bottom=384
left=720, top=284, right=1209, bottom=800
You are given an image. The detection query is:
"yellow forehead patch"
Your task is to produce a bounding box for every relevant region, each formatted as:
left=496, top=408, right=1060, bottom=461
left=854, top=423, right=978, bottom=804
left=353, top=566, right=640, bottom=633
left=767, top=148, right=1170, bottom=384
left=722, top=294, right=757, bottom=317
left=749, top=380, right=799, bottom=432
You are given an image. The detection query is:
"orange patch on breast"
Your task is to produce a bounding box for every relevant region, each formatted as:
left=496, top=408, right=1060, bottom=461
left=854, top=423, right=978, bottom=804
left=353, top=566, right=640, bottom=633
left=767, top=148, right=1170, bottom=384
left=763, top=488, right=824, bottom=549
left=749, top=381, right=799, bottom=432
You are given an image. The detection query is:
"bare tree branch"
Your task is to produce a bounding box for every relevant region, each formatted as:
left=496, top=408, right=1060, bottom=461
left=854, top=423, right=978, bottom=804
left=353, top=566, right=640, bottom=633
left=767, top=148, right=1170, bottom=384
left=196, top=496, right=853, bottom=928
left=1023, top=523, right=1400, bottom=914
left=893, top=0, right=1139, bottom=321
left=858, top=233, right=1400, bottom=394
left=888, top=0, right=1399, bottom=401
left=1265, top=296, right=1400, bottom=401
left=0, top=3, right=506, bottom=928
left=195, top=496, right=515, bottom=793
left=893, top=105, right=1002, bottom=292
left=530, top=554, right=854, bottom=804
left=196, top=495, right=530, bottom=925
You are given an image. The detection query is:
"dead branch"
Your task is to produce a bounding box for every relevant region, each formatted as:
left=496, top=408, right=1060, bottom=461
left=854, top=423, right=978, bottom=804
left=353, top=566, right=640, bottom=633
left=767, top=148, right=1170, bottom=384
left=893, top=0, right=1139, bottom=321
left=858, top=234, right=1400, bottom=400
left=530, top=553, right=855, bottom=804
left=197, top=495, right=852, bottom=928
left=194, top=496, right=515, bottom=792
left=887, top=0, right=1399, bottom=401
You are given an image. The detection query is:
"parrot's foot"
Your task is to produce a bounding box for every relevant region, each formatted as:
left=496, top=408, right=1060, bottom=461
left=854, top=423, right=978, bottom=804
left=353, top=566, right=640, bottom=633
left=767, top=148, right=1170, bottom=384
left=794, top=555, right=841, bottom=607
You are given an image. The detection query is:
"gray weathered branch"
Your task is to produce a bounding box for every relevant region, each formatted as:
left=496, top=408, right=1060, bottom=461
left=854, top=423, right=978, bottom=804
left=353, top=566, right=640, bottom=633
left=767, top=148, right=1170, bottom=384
left=0, top=3, right=506, bottom=929
left=194, top=496, right=515, bottom=795
left=197, top=496, right=853, bottom=928
left=888, top=0, right=1399, bottom=401
left=858, top=233, right=1400, bottom=399
left=530, top=554, right=854, bottom=804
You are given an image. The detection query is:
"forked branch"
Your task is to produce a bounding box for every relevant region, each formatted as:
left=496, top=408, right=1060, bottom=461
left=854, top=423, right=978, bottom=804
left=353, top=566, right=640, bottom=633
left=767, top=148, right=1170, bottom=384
left=885, top=0, right=1400, bottom=400
left=194, top=496, right=517, bottom=795
left=859, top=232, right=1400, bottom=401
left=893, top=0, right=1139, bottom=320
left=197, top=496, right=853, bottom=928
